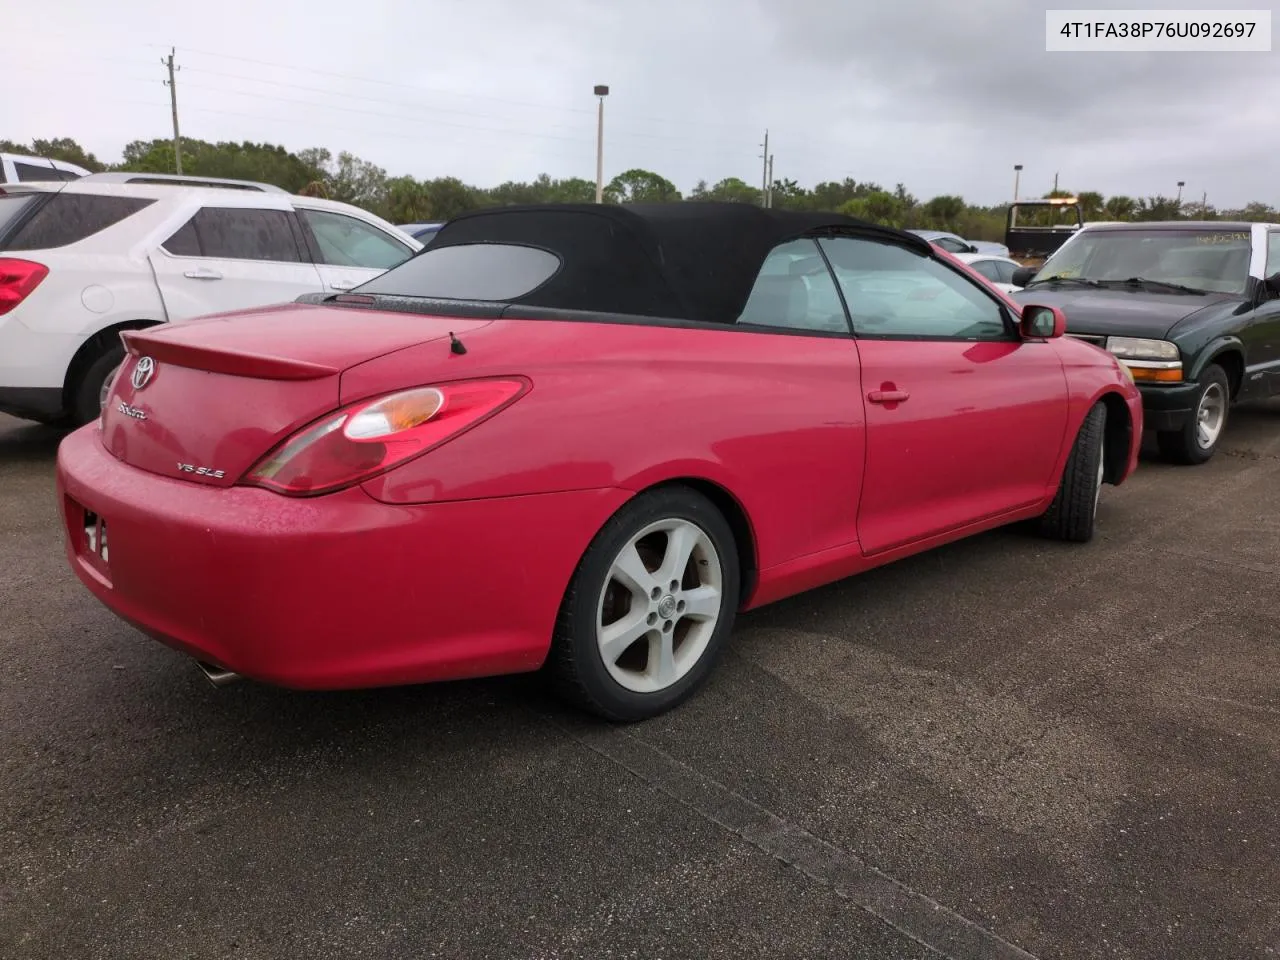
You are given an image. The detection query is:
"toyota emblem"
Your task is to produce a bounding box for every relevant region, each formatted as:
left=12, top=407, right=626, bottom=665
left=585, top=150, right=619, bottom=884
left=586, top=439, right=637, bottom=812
left=130, top=357, right=156, bottom=390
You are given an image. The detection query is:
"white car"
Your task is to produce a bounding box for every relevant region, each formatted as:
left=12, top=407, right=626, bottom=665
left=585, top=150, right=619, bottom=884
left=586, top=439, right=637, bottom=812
left=954, top=252, right=1027, bottom=294
left=0, top=172, right=422, bottom=425
left=0, top=152, right=90, bottom=185
left=908, top=229, right=1010, bottom=258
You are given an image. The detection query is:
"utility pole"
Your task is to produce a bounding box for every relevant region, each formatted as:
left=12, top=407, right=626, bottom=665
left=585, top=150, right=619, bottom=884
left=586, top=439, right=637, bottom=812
left=766, top=154, right=774, bottom=208
left=1052, top=171, right=1059, bottom=193
left=1012, top=164, right=1022, bottom=228
left=760, top=130, right=769, bottom=207
left=161, top=47, right=182, bottom=174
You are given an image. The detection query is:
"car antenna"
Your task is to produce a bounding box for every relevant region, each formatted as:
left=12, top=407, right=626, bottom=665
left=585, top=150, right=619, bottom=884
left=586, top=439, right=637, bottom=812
left=449, top=331, right=467, bottom=355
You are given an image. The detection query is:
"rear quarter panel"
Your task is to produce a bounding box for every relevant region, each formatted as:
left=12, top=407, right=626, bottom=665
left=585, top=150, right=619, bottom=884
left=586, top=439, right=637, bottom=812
left=347, top=317, right=868, bottom=571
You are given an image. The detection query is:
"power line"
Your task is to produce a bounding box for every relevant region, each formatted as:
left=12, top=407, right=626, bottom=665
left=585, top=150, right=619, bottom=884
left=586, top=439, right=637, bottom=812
left=109, top=98, right=755, bottom=171
left=175, top=80, right=592, bottom=144
left=17, top=58, right=784, bottom=155
left=162, top=44, right=770, bottom=135
left=178, top=69, right=744, bottom=147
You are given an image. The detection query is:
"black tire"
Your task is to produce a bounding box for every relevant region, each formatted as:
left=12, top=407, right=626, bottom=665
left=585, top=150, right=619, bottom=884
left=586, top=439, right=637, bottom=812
left=1039, top=402, right=1106, bottom=543
left=546, top=485, right=741, bottom=722
left=1156, top=363, right=1230, bottom=465
left=69, top=343, right=126, bottom=427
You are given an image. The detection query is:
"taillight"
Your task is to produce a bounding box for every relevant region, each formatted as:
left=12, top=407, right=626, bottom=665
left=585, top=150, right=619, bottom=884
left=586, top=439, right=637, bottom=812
left=240, top=377, right=529, bottom=496
left=0, top=258, right=49, bottom=316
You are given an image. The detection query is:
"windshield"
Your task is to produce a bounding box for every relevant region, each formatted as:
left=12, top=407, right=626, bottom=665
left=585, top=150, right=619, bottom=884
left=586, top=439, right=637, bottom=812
left=1032, top=228, right=1251, bottom=295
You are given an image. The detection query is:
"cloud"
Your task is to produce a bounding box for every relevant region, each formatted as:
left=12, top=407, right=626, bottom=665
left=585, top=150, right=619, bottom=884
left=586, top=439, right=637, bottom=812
left=7, top=0, right=1278, bottom=208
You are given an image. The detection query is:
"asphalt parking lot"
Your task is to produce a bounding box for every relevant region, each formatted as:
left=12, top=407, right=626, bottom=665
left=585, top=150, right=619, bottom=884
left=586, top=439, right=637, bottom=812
left=2, top=408, right=1278, bottom=960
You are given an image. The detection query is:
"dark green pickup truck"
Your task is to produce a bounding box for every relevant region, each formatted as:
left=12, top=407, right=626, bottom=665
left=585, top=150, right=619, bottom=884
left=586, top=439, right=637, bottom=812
left=1010, top=221, right=1280, bottom=464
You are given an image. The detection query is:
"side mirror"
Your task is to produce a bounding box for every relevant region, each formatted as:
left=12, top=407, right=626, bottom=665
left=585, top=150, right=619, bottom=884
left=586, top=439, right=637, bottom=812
left=1011, top=266, right=1038, bottom=288
left=1019, top=304, right=1066, bottom=339
left=1265, top=272, right=1280, bottom=297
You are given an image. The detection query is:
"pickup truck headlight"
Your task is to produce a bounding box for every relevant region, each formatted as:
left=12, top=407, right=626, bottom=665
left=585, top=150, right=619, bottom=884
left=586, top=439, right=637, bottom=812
left=1105, top=337, right=1182, bottom=382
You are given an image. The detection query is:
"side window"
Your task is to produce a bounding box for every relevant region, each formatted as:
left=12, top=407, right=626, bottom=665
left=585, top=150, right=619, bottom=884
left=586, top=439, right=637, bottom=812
left=162, top=219, right=201, bottom=257
left=1267, top=232, right=1280, bottom=278
left=162, top=207, right=304, bottom=262
left=993, top=260, right=1019, bottom=284
left=735, top=238, right=848, bottom=334
left=6, top=194, right=155, bottom=251
left=817, top=236, right=1011, bottom=340
left=300, top=209, right=413, bottom=270
left=969, top=259, right=1002, bottom=282
left=935, top=236, right=970, bottom=253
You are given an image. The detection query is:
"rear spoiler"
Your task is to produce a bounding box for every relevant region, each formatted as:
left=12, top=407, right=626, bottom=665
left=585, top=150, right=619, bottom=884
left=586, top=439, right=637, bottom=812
left=120, top=329, right=338, bottom=381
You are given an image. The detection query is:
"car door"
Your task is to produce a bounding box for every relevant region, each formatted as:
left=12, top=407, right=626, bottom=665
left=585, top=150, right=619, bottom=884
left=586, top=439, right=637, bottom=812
left=816, top=235, right=1070, bottom=555
left=295, top=207, right=416, bottom=293
left=148, top=201, right=325, bottom=321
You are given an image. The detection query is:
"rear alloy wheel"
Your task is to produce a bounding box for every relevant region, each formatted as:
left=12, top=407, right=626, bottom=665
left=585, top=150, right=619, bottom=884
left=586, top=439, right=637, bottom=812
left=1038, top=402, right=1106, bottom=543
left=71, top=343, right=126, bottom=427
left=1157, top=363, right=1229, bottom=465
left=547, top=486, right=740, bottom=722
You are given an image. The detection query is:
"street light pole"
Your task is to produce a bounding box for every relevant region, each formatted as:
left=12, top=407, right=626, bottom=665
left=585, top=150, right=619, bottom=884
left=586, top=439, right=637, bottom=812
left=1012, top=164, right=1023, bottom=228
left=594, top=85, right=609, bottom=203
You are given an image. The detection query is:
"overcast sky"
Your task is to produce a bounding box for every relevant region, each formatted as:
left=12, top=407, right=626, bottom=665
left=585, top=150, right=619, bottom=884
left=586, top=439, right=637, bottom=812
left=10, top=0, right=1278, bottom=207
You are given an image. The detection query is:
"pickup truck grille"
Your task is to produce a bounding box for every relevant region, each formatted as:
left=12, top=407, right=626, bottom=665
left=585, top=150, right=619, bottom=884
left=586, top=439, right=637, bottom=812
left=1066, top=333, right=1107, bottom=347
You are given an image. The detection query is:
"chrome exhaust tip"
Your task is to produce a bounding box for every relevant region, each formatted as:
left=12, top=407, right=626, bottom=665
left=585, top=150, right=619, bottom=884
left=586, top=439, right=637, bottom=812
left=194, top=660, right=242, bottom=687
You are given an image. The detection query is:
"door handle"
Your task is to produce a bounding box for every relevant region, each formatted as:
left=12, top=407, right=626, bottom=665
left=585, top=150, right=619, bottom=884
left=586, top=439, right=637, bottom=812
left=867, top=389, right=910, bottom=404
left=329, top=280, right=357, bottom=291
left=183, top=268, right=223, bottom=280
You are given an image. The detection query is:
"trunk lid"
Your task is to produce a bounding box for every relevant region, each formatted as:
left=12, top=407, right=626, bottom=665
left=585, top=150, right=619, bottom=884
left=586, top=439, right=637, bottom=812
left=100, top=303, right=493, bottom=487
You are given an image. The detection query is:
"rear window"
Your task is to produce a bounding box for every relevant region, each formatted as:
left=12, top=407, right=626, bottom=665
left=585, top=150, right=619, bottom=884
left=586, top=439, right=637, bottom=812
left=5, top=194, right=155, bottom=251
left=0, top=194, right=39, bottom=240
left=356, top=243, right=561, bottom=300
left=14, top=162, right=79, bottom=183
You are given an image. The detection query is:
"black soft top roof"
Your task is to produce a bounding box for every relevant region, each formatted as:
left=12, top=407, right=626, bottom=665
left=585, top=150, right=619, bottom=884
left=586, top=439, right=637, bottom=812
left=425, top=202, right=932, bottom=325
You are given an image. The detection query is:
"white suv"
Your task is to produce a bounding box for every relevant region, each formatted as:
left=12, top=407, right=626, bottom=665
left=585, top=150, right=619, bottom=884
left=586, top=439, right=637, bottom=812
left=0, top=172, right=422, bottom=425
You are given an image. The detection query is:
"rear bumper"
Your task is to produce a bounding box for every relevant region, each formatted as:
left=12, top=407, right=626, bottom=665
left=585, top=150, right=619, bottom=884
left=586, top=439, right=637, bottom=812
left=0, top=386, right=62, bottom=421
left=57, top=425, right=631, bottom=689
left=1138, top=381, right=1200, bottom=432
left=0, top=314, right=78, bottom=389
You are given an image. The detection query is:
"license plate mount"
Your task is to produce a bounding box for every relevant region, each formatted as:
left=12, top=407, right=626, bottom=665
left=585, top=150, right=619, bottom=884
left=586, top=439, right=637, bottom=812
left=82, top=508, right=109, bottom=566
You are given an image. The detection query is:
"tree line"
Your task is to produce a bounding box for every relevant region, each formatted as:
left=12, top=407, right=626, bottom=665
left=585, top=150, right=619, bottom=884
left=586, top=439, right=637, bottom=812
left=4, top=136, right=1276, bottom=242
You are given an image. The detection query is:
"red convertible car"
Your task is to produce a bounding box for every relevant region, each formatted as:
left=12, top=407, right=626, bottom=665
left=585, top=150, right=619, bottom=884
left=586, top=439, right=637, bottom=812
left=57, top=203, right=1143, bottom=721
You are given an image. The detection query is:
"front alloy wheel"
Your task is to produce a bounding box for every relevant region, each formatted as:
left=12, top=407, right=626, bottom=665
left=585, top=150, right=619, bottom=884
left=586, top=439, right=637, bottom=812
left=1157, top=363, right=1230, bottom=465
left=547, top=486, right=740, bottom=721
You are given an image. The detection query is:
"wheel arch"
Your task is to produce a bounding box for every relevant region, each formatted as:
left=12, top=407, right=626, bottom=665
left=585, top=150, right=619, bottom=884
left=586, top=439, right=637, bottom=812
left=62, top=318, right=166, bottom=410
left=625, top=476, right=760, bottom=609
left=1095, top=389, right=1133, bottom=485
left=1192, top=342, right=1245, bottom=399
